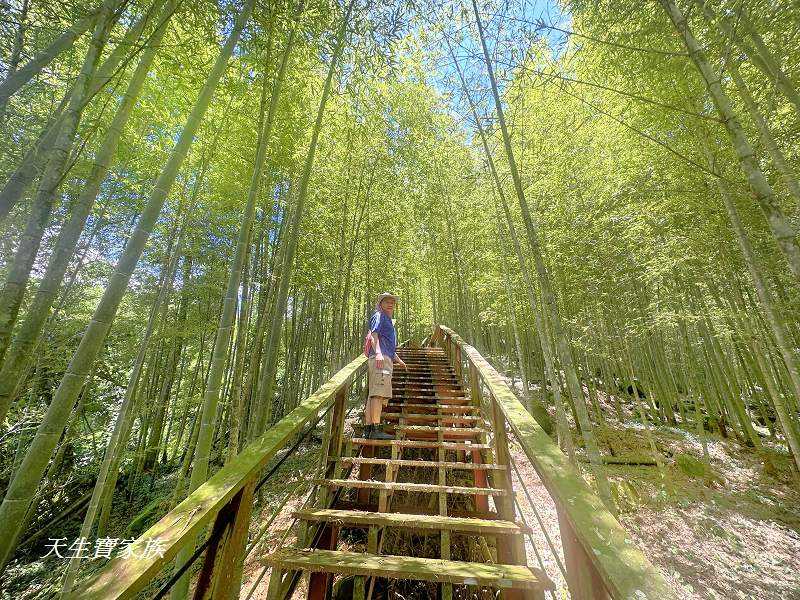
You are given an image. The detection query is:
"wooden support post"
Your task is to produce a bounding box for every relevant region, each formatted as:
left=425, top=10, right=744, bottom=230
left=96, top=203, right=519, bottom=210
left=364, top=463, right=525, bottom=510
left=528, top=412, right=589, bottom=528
left=469, top=364, right=481, bottom=407
left=353, top=574, right=365, bottom=600
left=192, top=481, right=256, bottom=600
left=379, top=453, right=392, bottom=512
left=265, top=567, right=284, bottom=600
left=352, top=526, right=378, bottom=600
left=438, top=425, right=453, bottom=600
left=307, top=524, right=339, bottom=600
left=356, top=379, right=373, bottom=506
left=489, top=395, right=536, bottom=600
left=320, top=384, right=349, bottom=507
left=309, top=385, right=349, bottom=599
left=471, top=364, right=489, bottom=513
left=558, top=510, right=610, bottom=600
left=357, top=445, right=374, bottom=505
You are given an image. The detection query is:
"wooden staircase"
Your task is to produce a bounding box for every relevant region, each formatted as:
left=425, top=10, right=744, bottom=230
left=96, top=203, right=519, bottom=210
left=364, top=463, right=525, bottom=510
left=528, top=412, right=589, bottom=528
left=262, top=346, right=554, bottom=599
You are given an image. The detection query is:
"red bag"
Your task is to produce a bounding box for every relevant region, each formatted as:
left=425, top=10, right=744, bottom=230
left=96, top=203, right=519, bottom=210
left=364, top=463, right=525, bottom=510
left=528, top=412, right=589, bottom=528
left=363, top=332, right=372, bottom=357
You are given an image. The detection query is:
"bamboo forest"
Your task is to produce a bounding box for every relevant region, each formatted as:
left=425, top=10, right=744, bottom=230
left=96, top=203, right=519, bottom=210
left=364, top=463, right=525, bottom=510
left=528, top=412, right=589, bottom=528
left=1, top=0, right=799, bottom=598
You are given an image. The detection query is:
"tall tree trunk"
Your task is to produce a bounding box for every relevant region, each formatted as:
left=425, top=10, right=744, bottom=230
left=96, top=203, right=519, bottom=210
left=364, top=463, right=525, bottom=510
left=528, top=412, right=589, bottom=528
left=59, top=219, right=184, bottom=591
left=0, top=7, right=97, bottom=108
left=0, top=0, right=178, bottom=424
left=660, top=0, right=800, bottom=280
left=447, top=36, right=571, bottom=459
left=0, top=0, right=256, bottom=572
left=143, top=255, right=189, bottom=471
left=0, top=0, right=166, bottom=224
left=725, top=58, right=800, bottom=205
left=227, top=13, right=283, bottom=463
left=470, top=0, right=613, bottom=511
left=252, top=0, right=354, bottom=436
left=169, top=4, right=289, bottom=596
left=702, top=144, right=800, bottom=474
left=0, top=0, right=31, bottom=120
left=695, top=0, right=800, bottom=116
left=0, top=0, right=121, bottom=364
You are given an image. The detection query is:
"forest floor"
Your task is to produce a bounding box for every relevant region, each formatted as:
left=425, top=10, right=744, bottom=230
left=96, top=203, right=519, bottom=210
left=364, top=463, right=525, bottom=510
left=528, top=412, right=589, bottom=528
left=510, top=419, right=800, bottom=600
left=505, top=376, right=800, bottom=600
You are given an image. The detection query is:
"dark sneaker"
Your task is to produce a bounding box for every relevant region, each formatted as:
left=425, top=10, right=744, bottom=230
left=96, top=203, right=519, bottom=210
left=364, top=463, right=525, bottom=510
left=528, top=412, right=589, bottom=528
left=369, top=426, right=394, bottom=440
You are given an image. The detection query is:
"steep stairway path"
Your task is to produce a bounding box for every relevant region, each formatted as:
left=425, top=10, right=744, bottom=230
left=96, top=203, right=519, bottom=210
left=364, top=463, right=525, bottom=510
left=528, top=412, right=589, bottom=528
left=261, top=346, right=554, bottom=599
left=72, top=327, right=675, bottom=600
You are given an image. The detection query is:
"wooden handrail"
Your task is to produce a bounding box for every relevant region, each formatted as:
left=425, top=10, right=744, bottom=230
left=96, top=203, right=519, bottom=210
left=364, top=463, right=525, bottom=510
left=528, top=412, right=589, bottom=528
left=433, top=325, right=676, bottom=600
left=69, top=354, right=367, bottom=600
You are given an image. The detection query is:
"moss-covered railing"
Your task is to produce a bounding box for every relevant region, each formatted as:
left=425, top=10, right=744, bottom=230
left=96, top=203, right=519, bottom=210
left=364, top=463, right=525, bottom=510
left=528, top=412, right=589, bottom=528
left=68, top=354, right=367, bottom=600
left=433, top=325, right=676, bottom=600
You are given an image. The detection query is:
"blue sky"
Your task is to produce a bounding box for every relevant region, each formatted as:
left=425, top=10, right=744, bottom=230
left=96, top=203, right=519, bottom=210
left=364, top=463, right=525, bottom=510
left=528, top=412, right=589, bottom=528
left=412, top=0, right=572, bottom=136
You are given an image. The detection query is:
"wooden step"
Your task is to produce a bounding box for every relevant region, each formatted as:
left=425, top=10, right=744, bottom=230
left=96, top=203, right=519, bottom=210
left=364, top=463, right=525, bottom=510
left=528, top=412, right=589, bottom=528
left=262, top=549, right=553, bottom=591
left=393, top=382, right=459, bottom=387
left=319, top=479, right=507, bottom=496
left=393, top=374, right=457, bottom=378
left=294, top=508, right=524, bottom=534
left=381, top=413, right=482, bottom=425
left=397, top=362, right=451, bottom=367
left=349, top=438, right=491, bottom=450
left=393, top=395, right=471, bottom=403
left=336, top=457, right=505, bottom=470
left=393, top=387, right=463, bottom=392
left=397, top=349, right=445, bottom=354
left=384, top=403, right=479, bottom=413
left=389, top=399, right=473, bottom=406
left=393, top=425, right=488, bottom=436
left=395, top=381, right=459, bottom=386
left=393, top=377, right=459, bottom=383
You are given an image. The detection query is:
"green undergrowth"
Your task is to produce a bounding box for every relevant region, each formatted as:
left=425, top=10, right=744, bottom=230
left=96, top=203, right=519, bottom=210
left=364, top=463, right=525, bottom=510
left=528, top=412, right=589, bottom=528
left=581, top=420, right=800, bottom=523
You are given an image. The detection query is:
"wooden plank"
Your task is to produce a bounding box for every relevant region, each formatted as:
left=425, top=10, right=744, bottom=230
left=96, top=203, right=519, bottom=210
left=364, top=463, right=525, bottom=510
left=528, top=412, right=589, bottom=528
left=194, top=481, right=255, bottom=600
left=336, top=457, right=506, bottom=470
left=394, top=372, right=455, bottom=377
left=436, top=326, right=677, bottom=600
left=382, top=413, right=482, bottom=424
left=261, top=549, right=554, bottom=591
left=265, top=568, right=283, bottom=600
left=333, top=500, right=500, bottom=520
left=68, top=355, right=368, bottom=600
left=384, top=403, right=479, bottom=413
left=393, top=425, right=488, bottom=435
left=469, top=363, right=490, bottom=513
left=394, top=395, right=471, bottom=402
left=307, top=522, right=338, bottom=600
left=294, top=509, right=525, bottom=534
left=404, top=354, right=450, bottom=366
left=559, top=509, right=611, bottom=600
left=393, top=381, right=459, bottom=387
left=349, top=438, right=492, bottom=451
left=319, top=479, right=506, bottom=496
left=393, top=373, right=457, bottom=378
left=438, top=420, right=453, bottom=600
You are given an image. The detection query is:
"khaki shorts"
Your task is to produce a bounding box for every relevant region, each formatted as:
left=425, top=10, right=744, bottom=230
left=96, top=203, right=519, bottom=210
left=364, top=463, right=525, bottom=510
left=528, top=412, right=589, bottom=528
left=368, top=356, right=393, bottom=401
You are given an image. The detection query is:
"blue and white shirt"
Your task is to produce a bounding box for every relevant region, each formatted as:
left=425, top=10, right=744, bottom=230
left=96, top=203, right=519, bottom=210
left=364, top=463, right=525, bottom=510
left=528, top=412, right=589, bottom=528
left=367, top=310, right=397, bottom=359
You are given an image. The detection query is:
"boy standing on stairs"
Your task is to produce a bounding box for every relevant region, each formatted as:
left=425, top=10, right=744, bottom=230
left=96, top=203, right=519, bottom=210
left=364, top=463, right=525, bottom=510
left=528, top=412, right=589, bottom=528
left=364, top=292, right=407, bottom=439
